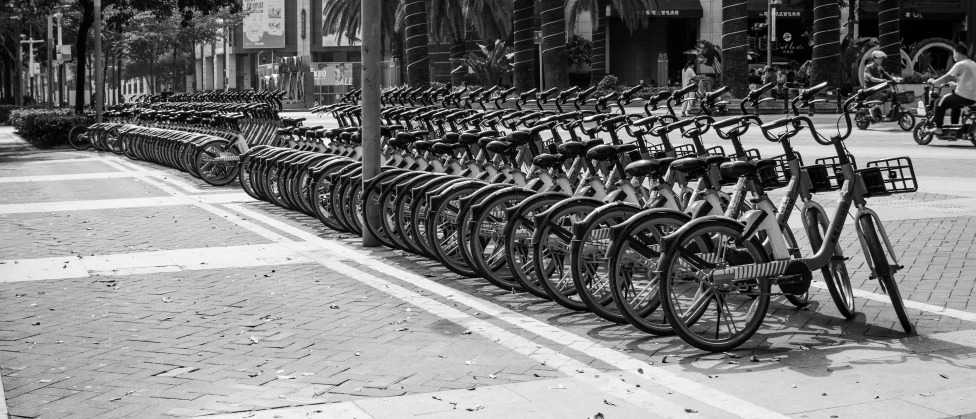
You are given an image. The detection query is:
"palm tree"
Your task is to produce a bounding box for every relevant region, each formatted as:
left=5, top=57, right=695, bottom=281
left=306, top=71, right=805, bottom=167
left=722, top=0, right=748, bottom=97
left=430, top=0, right=512, bottom=86
left=810, top=0, right=841, bottom=86
left=540, top=0, right=570, bottom=89
left=571, top=0, right=653, bottom=86
left=512, top=0, right=535, bottom=91
left=878, top=0, right=900, bottom=75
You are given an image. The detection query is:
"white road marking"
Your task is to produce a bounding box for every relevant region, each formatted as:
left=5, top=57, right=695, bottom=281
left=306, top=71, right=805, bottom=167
left=811, top=280, right=976, bottom=322
left=226, top=204, right=789, bottom=419
left=0, top=172, right=137, bottom=183
left=98, top=155, right=209, bottom=194
left=0, top=242, right=317, bottom=282
left=0, top=193, right=254, bottom=214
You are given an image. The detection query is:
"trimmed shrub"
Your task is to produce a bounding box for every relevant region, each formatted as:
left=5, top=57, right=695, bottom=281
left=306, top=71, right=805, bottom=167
left=0, top=105, right=44, bottom=125
left=10, top=109, right=91, bottom=149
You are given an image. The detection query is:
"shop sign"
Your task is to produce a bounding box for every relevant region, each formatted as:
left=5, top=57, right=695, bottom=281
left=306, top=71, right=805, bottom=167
left=243, top=0, right=285, bottom=49
left=904, top=11, right=923, bottom=19
left=312, top=62, right=354, bottom=86
left=757, top=10, right=802, bottom=17
left=647, top=9, right=682, bottom=17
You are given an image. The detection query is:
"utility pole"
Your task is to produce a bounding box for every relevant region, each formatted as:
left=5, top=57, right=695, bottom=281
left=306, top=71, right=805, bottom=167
left=767, top=0, right=778, bottom=68
left=22, top=31, right=44, bottom=104
left=94, top=0, right=103, bottom=121
left=47, top=15, right=53, bottom=109
left=360, top=0, right=380, bottom=247
left=57, top=13, right=64, bottom=106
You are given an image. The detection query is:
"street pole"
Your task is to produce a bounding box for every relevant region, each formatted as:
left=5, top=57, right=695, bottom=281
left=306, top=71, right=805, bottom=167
left=15, top=31, right=22, bottom=106
left=47, top=15, right=53, bottom=109
left=766, top=1, right=772, bottom=67
left=29, top=28, right=35, bottom=101
left=360, top=0, right=380, bottom=247
left=94, top=0, right=103, bottom=122
left=58, top=14, right=63, bottom=106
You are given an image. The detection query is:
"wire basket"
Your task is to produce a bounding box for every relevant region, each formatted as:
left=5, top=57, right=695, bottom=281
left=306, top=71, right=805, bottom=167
left=861, top=157, right=918, bottom=196
left=738, top=148, right=762, bottom=161
left=896, top=91, right=915, bottom=104
left=674, top=144, right=696, bottom=158
left=807, top=154, right=857, bottom=193
left=706, top=145, right=726, bottom=157
left=758, top=151, right=803, bottom=190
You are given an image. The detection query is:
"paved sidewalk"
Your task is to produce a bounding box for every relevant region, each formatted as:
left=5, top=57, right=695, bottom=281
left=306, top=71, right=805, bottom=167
left=2, top=125, right=976, bottom=418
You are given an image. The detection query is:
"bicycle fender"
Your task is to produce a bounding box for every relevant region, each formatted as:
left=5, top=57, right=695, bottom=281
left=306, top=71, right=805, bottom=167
left=659, top=215, right=745, bottom=259
left=607, top=208, right=690, bottom=240
left=505, top=191, right=573, bottom=218
left=364, top=169, right=411, bottom=193
left=428, top=179, right=489, bottom=208
left=533, top=196, right=605, bottom=227
left=574, top=201, right=645, bottom=237
left=413, top=176, right=465, bottom=201
left=469, top=187, right=536, bottom=217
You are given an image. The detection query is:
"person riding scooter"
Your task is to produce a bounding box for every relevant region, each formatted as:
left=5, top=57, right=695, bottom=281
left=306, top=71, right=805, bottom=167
left=863, top=50, right=902, bottom=120
left=925, top=44, right=976, bottom=137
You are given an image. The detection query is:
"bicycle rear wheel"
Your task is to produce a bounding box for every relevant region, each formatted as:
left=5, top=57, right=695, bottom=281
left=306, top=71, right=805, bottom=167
left=859, top=216, right=913, bottom=334
left=657, top=220, right=771, bottom=351
left=68, top=126, right=91, bottom=150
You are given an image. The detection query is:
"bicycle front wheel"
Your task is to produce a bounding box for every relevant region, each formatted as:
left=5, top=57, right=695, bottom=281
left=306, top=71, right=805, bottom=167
left=657, top=220, right=771, bottom=352
left=68, top=126, right=91, bottom=151
left=859, top=216, right=913, bottom=334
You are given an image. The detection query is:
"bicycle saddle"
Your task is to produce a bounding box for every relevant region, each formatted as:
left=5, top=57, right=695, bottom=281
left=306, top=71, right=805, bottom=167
left=458, top=133, right=479, bottom=145
left=485, top=140, right=518, bottom=156
left=625, top=158, right=675, bottom=178
left=431, top=142, right=463, bottom=155
left=441, top=133, right=460, bottom=144
left=556, top=142, right=586, bottom=158
left=339, top=132, right=354, bottom=142
left=532, top=153, right=566, bottom=169
left=507, top=130, right=534, bottom=145
left=670, top=157, right=707, bottom=174
left=719, top=159, right=777, bottom=177
left=585, top=144, right=638, bottom=161
left=413, top=140, right=435, bottom=152
left=477, top=136, right=497, bottom=150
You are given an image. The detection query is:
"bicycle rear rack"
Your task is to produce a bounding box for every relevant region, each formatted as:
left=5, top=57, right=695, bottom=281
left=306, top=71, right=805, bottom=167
left=807, top=154, right=857, bottom=193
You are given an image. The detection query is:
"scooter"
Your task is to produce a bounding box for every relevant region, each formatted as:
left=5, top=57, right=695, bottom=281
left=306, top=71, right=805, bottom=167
left=913, top=83, right=976, bottom=146
left=854, top=81, right=916, bottom=131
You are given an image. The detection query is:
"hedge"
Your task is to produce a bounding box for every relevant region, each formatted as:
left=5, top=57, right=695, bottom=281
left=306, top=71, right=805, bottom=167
left=0, top=105, right=44, bottom=125
left=10, top=109, right=91, bottom=149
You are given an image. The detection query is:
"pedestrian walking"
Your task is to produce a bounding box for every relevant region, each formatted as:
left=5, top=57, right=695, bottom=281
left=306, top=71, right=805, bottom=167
left=681, top=61, right=696, bottom=117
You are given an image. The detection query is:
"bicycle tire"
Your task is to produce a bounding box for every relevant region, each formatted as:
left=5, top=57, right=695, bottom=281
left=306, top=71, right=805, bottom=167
left=805, top=209, right=856, bottom=319
left=858, top=216, right=914, bottom=334
left=657, top=219, right=771, bottom=351
left=425, top=179, right=490, bottom=277
left=898, top=113, right=915, bottom=131
left=912, top=121, right=933, bottom=145
left=504, top=193, right=572, bottom=300
left=68, top=126, right=91, bottom=151
left=531, top=199, right=606, bottom=310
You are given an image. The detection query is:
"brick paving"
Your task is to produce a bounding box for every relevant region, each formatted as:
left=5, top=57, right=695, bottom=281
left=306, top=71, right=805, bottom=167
left=2, top=125, right=976, bottom=418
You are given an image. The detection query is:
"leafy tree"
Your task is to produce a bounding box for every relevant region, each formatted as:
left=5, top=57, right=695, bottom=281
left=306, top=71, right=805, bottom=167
left=70, top=0, right=240, bottom=112
left=565, top=34, right=591, bottom=69
left=451, top=40, right=512, bottom=86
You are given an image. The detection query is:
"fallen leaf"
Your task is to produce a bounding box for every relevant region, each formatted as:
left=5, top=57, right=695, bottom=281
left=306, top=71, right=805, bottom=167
left=940, top=374, right=948, bottom=379
left=462, top=330, right=472, bottom=335
left=684, top=408, right=698, bottom=413
left=466, top=406, right=484, bottom=412
left=919, top=392, right=934, bottom=397
left=465, top=361, right=475, bottom=365
left=162, top=317, right=174, bottom=321
left=638, top=368, right=644, bottom=374
left=38, top=379, right=52, bottom=383
left=708, top=375, right=719, bottom=378
left=31, top=322, right=40, bottom=326
left=791, top=384, right=797, bottom=388
left=247, top=371, right=261, bottom=377
left=603, top=400, right=616, bottom=406
left=727, top=361, right=739, bottom=365
left=488, top=374, right=496, bottom=379
left=750, top=355, right=760, bottom=362
left=109, top=397, right=122, bottom=402
left=395, top=327, right=408, bottom=331
left=162, top=297, right=173, bottom=303
left=329, top=305, right=339, bottom=309
left=594, top=414, right=605, bottom=419
left=302, top=372, right=315, bottom=376
left=724, top=352, right=741, bottom=358
left=277, top=375, right=296, bottom=380
left=249, top=337, right=260, bottom=344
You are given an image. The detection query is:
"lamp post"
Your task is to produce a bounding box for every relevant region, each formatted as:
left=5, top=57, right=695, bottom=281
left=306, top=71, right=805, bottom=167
left=47, top=15, right=53, bottom=109
left=94, top=0, right=103, bottom=121
left=360, top=0, right=380, bottom=246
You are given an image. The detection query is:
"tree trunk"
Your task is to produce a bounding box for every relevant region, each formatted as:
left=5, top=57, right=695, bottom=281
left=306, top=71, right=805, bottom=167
left=589, top=0, right=608, bottom=86
left=878, top=0, right=901, bottom=76
left=116, top=51, right=122, bottom=103
left=102, top=44, right=110, bottom=104
left=75, top=1, right=94, bottom=113
left=512, top=0, right=536, bottom=91
left=450, top=35, right=466, bottom=87
left=722, top=0, right=749, bottom=97
left=540, top=0, right=569, bottom=89
left=404, top=0, right=430, bottom=86
left=811, top=0, right=841, bottom=86
left=173, top=44, right=179, bottom=92
left=150, top=53, right=156, bottom=94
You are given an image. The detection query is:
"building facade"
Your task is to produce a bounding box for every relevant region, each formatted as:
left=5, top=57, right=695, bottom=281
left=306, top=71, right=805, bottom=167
left=195, top=0, right=971, bottom=106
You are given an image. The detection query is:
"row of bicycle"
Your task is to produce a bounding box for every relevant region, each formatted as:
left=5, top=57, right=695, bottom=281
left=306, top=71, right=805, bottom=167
left=236, top=80, right=917, bottom=351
